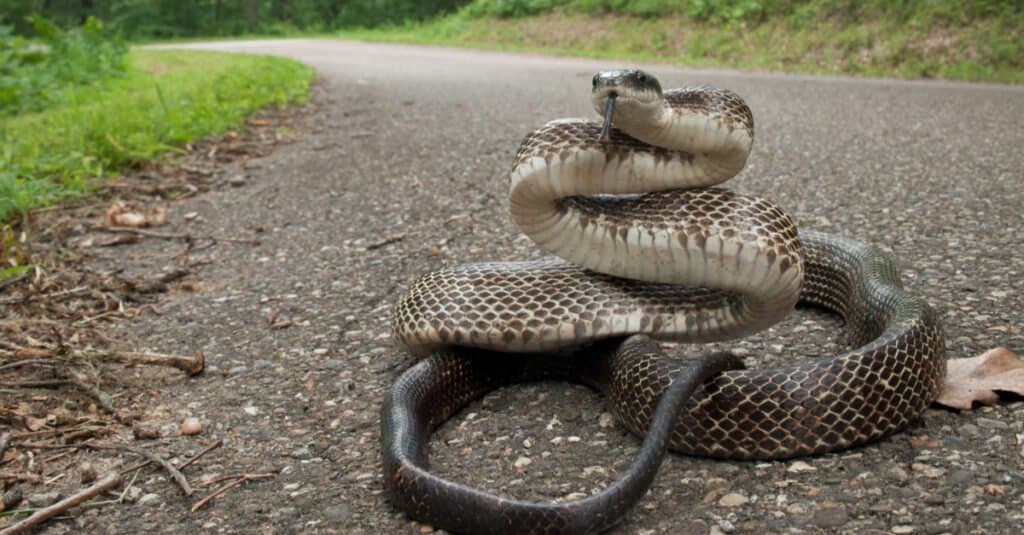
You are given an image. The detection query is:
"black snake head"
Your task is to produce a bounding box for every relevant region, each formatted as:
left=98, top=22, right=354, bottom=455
left=591, top=69, right=665, bottom=141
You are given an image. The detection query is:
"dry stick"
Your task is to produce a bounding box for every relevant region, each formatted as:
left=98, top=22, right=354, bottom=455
left=64, top=371, right=116, bottom=415
left=84, top=349, right=205, bottom=376
left=0, top=286, right=89, bottom=305
left=85, top=443, right=191, bottom=496
left=190, top=473, right=275, bottom=513
left=0, top=472, right=122, bottom=535
left=0, top=344, right=204, bottom=376
left=0, top=359, right=56, bottom=372
left=100, top=226, right=260, bottom=245
left=0, top=273, right=28, bottom=292
left=366, top=235, right=404, bottom=250
left=119, top=439, right=223, bottom=477
left=0, top=379, right=69, bottom=389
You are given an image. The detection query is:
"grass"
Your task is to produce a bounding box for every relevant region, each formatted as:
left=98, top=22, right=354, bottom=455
left=340, top=7, right=1022, bottom=84
left=0, top=49, right=315, bottom=222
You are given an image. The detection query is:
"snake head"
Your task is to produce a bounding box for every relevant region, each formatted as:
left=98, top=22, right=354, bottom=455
left=591, top=69, right=665, bottom=142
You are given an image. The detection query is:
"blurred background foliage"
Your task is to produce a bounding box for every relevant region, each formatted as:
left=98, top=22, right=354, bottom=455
left=0, top=0, right=470, bottom=38
left=1, top=0, right=1018, bottom=38
left=1, top=15, right=129, bottom=116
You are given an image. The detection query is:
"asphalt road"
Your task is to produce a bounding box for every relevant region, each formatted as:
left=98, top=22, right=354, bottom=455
left=115, top=40, right=1024, bottom=534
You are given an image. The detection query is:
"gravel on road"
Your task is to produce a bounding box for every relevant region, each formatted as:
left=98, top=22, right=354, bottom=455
left=61, top=40, right=1024, bottom=533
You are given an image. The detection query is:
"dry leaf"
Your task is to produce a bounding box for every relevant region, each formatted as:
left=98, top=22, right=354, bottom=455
left=23, top=414, right=48, bottom=431
left=105, top=201, right=167, bottom=228
left=935, top=347, right=1024, bottom=410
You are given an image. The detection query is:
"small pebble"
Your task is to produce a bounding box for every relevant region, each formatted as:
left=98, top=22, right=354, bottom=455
left=324, top=504, right=350, bottom=521
left=911, top=462, right=945, bottom=478
left=79, top=461, right=97, bottom=483
left=718, top=492, right=749, bottom=507
left=137, top=493, right=161, bottom=506
left=813, top=505, right=849, bottom=528
left=132, top=422, right=162, bottom=440
left=513, top=456, right=532, bottom=469
left=976, top=417, right=1008, bottom=430
left=787, top=460, right=816, bottom=473
left=181, top=417, right=202, bottom=436
left=27, top=492, right=61, bottom=508
left=948, top=469, right=973, bottom=485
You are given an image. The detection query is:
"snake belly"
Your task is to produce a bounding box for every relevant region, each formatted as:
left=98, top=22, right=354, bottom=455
left=381, top=70, right=947, bottom=533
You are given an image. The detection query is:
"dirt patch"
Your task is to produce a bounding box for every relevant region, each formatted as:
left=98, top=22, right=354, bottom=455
left=0, top=86, right=322, bottom=530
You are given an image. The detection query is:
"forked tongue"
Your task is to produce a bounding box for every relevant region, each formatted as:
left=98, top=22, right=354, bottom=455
left=599, top=92, right=617, bottom=142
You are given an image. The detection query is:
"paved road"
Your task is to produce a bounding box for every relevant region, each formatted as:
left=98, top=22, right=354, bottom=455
left=123, top=40, right=1024, bottom=533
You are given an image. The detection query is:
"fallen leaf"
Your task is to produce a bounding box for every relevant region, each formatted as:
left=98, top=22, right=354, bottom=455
left=935, top=347, right=1024, bottom=410
left=983, top=483, right=1005, bottom=496
left=105, top=201, right=167, bottom=228
left=23, top=415, right=48, bottom=431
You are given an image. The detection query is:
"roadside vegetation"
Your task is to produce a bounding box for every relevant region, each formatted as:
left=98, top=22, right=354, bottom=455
left=346, top=0, right=1022, bottom=84
left=6, top=1, right=1016, bottom=85
left=0, top=16, right=315, bottom=223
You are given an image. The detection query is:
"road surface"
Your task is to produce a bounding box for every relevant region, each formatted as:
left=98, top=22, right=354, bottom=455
left=109, top=40, right=1024, bottom=533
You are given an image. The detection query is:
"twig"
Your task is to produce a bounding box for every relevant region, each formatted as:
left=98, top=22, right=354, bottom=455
left=85, top=443, right=191, bottom=496
left=190, top=473, right=275, bottom=513
left=0, top=359, right=56, bottom=372
left=0, top=433, right=10, bottom=459
left=64, top=371, right=116, bottom=415
left=366, top=235, right=404, bottom=250
left=0, top=273, right=28, bottom=292
left=83, top=349, right=205, bottom=376
left=73, top=310, right=124, bottom=326
left=119, top=439, right=222, bottom=476
left=0, top=380, right=69, bottom=389
left=0, top=473, right=42, bottom=483
left=0, top=472, right=122, bottom=535
left=0, top=286, right=89, bottom=305
left=100, top=226, right=260, bottom=245
left=0, top=346, right=204, bottom=376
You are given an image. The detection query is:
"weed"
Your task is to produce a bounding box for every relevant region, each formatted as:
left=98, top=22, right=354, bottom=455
left=1, top=50, right=314, bottom=221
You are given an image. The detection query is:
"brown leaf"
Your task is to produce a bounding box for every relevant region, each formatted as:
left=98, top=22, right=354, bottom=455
left=23, top=415, right=48, bottom=431
left=105, top=201, right=167, bottom=228
left=935, top=347, right=1024, bottom=410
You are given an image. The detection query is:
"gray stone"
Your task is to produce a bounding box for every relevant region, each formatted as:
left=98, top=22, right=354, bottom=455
left=27, top=492, right=61, bottom=508
left=325, top=504, right=351, bottom=521
left=137, top=493, right=161, bottom=506
left=948, top=469, right=973, bottom=486
left=813, top=505, right=849, bottom=529
left=976, top=417, right=1008, bottom=430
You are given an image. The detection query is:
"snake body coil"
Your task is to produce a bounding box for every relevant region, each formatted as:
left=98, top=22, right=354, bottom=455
left=382, top=70, right=946, bottom=533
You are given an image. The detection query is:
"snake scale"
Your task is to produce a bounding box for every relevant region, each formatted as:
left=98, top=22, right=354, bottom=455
left=381, top=70, right=946, bottom=534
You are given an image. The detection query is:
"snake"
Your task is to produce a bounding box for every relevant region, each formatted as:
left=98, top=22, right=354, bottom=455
left=381, top=69, right=946, bottom=534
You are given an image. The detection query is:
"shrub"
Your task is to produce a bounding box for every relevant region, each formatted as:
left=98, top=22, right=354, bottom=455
left=0, top=16, right=130, bottom=117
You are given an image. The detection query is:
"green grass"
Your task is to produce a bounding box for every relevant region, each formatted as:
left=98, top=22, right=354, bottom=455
left=340, top=3, right=1022, bottom=85
left=0, top=49, right=315, bottom=221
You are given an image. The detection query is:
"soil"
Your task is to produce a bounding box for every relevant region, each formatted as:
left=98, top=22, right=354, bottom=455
left=3, top=41, right=1023, bottom=534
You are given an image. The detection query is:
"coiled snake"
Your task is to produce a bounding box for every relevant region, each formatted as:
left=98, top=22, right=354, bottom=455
left=381, top=70, right=946, bottom=534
